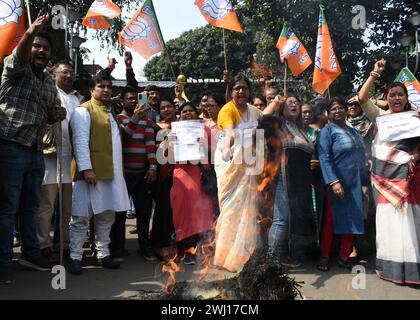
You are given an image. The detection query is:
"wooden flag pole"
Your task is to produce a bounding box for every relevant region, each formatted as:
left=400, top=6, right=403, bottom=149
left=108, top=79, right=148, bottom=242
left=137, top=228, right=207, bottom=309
left=25, top=0, right=32, bottom=26
left=327, top=87, right=331, bottom=100
left=57, top=124, right=64, bottom=266
left=164, top=49, right=176, bottom=80
left=223, top=29, right=228, bottom=71
left=283, top=60, right=288, bottom=96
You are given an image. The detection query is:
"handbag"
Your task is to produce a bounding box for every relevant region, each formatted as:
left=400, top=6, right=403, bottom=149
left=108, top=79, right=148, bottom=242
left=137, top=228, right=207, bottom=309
left=199, top=163, right=218, bottom=196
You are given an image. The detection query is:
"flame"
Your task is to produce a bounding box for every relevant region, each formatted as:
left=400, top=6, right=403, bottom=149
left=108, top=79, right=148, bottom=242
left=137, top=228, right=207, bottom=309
left=162, top=253, right=182, bottom=294
left=182, top=246, right=198, bottom=259
left=198, top=237, right=216, bottom=280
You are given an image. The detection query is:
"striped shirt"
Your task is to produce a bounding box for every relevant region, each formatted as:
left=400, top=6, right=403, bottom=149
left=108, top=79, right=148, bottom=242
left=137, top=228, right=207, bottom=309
left=118, top=112, right=157, bottom=172
left=0, top=53, right=60, bottom=150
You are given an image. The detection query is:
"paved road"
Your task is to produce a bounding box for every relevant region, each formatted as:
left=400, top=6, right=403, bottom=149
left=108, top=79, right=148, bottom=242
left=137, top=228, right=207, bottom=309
left=1, top=219, right=419, bottom=300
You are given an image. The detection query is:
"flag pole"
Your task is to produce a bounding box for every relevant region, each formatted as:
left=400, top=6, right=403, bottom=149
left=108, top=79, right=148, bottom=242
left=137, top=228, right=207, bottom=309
left=57, top=124, right=64, bottom=266
left=327, top=87, right=331, bottom=100
left=283, top=60, right=288, bottom=96
left=222, top=29, right=228, bottom=71
left=25, top=0, right=32, bottom=26
left=164, top=49, right=177, bottom=80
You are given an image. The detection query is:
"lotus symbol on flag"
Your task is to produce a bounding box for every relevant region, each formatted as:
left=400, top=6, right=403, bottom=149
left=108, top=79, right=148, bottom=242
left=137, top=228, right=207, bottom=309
left=201, top=0, right=233, bottom=20
left=0, top=0, right=23, bottom=27
left=282, top=40, right=309, bottom=66
left=90, top=0, right=118, bottom=16
left=121, top=15, right=157, bottom=49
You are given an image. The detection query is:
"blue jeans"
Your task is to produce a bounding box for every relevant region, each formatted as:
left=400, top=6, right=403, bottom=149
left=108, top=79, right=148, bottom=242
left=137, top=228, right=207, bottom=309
left=268, top=175, right=289, bottom=259
left=0, top=140, right=44, bottom=266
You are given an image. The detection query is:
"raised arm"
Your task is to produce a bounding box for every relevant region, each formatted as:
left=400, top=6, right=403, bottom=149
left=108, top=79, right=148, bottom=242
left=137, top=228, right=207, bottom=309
left=16, top=13, right=49, bottom=63
left=262, top=95, right=285, bottom=115
left=124, top=51, right=138, bottom=88
left=358, top=59, right=386, bottom=104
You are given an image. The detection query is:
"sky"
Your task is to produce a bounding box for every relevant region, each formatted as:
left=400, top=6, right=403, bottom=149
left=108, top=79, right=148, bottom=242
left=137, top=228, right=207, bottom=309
left=82, top=0, right=208, bottom=80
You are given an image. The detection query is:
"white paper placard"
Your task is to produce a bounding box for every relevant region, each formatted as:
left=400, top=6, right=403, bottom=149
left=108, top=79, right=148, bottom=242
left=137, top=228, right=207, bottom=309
left=171, top=120, right=205, bottom=162
left=174, top=142, right=201, bottom=162
left=376, top=111, right=420, bottom=142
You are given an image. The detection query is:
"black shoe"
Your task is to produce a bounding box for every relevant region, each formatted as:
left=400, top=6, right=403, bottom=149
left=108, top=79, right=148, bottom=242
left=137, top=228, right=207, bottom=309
left=41, top=247, right=58, bottom=264
left=18, top=255, right=53, bottom=271
left=140, top=246, right=158, bottom=262
left=69, top=259, right=83, bottom=275
left=280, top=256, right=302, bottom=269
left=0, top=266, right=14, bottom=285
left=97, top=256, right=120, bottom=269
left=110, top=250, right=125, bottom=262
left=338, top=258, right=354, bottom=270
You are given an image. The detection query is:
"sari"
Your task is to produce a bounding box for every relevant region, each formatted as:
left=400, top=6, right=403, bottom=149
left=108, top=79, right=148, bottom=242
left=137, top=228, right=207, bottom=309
left=213, top=102, right=262, bottom=272
left=362, top=100, right=420, bottom=284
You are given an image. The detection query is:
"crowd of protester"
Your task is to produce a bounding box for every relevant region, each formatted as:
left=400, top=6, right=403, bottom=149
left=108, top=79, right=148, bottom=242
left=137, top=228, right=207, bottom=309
left=0, top=15, right=419, bottom=287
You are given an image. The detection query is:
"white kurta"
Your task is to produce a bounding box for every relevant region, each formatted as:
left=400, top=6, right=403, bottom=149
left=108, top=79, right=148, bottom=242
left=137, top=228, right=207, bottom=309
left=70, top=106, right=130, bottom=216
left=42, top=88, right=80, bottom=185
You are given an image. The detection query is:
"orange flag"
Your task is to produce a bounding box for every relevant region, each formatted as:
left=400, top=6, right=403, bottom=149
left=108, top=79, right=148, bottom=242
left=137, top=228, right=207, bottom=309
left=118, top=0, right=165, bottom=60
left=0, top=0, right=26, bottom=63
left=82, top=0, right=121, bottom=30
left=276, top=22, right=312, bottom=77
left=312, top=7, right=341, bottom=95
left=195, top=0, right=243, bottom=33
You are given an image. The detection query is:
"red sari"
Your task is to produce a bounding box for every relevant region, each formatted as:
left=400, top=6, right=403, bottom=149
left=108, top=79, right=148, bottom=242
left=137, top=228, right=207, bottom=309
left=170, top=126, right=215, bottom=242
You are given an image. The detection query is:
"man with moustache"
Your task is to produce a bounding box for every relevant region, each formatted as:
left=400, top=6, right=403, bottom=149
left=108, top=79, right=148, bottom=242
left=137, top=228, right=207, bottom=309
left=68, top=75, right=130, bottom=275
left=36, top=61, right=80, bottom=262
left=0, top=14, right=67, bottom=284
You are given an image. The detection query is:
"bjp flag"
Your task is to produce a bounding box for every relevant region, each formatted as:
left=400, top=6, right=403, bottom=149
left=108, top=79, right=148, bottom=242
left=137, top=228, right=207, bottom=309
left=195, top=0, right=243, bottom=33
left=82, top=0, right=121, bottom=30
left=118, top=0, right=165, bottom=60
left=395, top=67, right=420, bottom=111
left=276, top=22, right=312, bottom=77
left=312, top=7, right=341, bottom=95
left=0, top=0, right=26, bottom=63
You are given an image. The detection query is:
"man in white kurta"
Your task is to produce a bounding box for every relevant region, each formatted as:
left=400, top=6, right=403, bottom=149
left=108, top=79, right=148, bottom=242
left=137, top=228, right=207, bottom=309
left=37, top=62, right=80, bottom=261
left=69, top=76, right=130, bottom=275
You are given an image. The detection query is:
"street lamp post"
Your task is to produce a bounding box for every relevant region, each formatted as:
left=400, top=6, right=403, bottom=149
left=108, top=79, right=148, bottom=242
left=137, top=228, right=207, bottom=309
left=397, top=32, right=413, bottom=69
left=64, top=7, right=85, bottom=72
left=407, top=11, right=420, bottom=75
left=72, top=35, right=87, bottom=74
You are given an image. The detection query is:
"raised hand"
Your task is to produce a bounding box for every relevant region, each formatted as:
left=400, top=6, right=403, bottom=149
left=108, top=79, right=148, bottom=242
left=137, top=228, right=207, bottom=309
left=124, top=51, right=133, bottom=68
left=28, top=12, right=49, bottom=35
left=374, top=59, right=386, bottom=75
left=133, top=104, right=149, bottom=119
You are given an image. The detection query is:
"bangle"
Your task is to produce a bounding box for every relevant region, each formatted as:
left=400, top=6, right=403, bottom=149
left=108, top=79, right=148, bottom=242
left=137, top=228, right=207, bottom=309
left=370, top=71, right=381, bottom=79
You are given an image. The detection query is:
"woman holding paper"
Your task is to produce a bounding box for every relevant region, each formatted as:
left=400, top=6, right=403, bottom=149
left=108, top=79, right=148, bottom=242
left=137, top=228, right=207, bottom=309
left=170, top=102, right=215, bottom=265
left=214, top=74, right=262, bottom=273
left=358, top=59, right=420, bottom=285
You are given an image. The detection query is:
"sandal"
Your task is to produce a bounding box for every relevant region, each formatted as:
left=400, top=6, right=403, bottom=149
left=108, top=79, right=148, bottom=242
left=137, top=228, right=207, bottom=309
left=337, top=258, right=353, bottom=270
left=316, top=256, right=330, bottom=272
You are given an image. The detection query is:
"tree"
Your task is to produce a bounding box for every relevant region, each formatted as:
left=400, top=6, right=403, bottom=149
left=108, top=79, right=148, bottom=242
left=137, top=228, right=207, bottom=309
left=26, top=0, right=143, bottom=64
left=144, top=0, right=420, bottom=102
left=143, top=25, right=257, bottom=103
